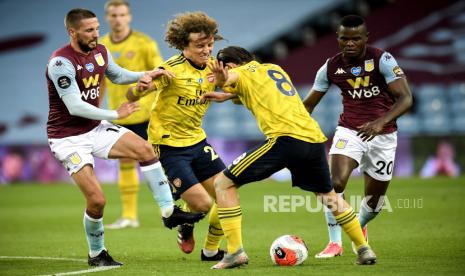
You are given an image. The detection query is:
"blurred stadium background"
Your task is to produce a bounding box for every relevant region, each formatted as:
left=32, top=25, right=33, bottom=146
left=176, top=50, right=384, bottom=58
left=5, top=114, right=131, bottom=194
left=0, top=0, right=464, bottom=183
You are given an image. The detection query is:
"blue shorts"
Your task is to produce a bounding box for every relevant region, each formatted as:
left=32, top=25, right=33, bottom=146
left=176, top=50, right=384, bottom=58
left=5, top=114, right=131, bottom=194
left=121, top=121, right=149, bottom=140
left=224, top=136, right=333, bottom=193
left=155, top=140, right=226, bottom=200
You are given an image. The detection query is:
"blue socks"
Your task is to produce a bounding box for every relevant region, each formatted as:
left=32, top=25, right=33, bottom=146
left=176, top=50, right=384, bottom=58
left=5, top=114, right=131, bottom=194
left=140, top=161, right=174, bottom=217
left=83, top=211, right=105, bottom=257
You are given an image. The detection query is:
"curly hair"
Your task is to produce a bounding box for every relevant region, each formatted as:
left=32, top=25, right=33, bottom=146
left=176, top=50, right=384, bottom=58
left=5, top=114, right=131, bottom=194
left=165, top=11, right=223, bottom=50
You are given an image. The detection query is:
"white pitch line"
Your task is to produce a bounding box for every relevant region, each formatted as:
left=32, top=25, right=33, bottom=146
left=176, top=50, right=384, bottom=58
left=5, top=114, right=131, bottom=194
left=0, top=256, right=121, bottom=275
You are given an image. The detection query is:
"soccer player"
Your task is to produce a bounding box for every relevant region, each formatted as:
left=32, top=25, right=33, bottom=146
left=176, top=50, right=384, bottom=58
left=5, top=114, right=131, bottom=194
left=127, top=12, right=226, bottom=261
left=46, top=8, right=203, bottom=267
left=101, top=0, right=164, bottom=230
left=303, top=15, right=413, bottom=258
left=201, top=46, right=377, bottom=269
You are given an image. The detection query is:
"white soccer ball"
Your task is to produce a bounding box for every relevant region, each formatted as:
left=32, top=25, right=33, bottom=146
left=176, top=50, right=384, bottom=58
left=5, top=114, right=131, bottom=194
left=270, top=234, right=308, bottom=266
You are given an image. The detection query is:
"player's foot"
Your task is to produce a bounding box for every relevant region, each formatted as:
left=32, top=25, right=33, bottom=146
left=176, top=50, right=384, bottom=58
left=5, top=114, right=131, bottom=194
left=201, top=249, right=225, bottom=261
left=211, top=248, right=249, bottom=269
left=88, top=250, right=123, bottom=267
left=106, top=218, right=140, bottom=229
left=177, top=223, right=195, bottom=253
left=162, top=206, right=205, bottom=229
left=352, top=225, right=368, bottom=254
left=356, top=245, right=376, bottom=265
left=314, top=242, right=343, bottom=258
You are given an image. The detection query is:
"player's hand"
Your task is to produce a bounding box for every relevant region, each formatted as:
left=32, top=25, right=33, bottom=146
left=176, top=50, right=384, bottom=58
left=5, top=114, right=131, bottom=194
left=356, top=119, right=386, bottom=141
left=209, top=60, right=228, bottom=87
left=147, top=68, right=175, bottom=80
left=201, top=91, right=235, bottom=103
left=116, top=101, right=140, bottom=119
left=136, top=74, right=153, bottom=92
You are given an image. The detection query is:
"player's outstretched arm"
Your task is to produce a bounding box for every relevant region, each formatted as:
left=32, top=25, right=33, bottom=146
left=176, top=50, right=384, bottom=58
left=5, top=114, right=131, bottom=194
left=127, top=68, right=175, bottom=102
left=62, top=93, right=139, bottom=120
left=303, top=89, right=325, bottom=114
left=201, top=92, right=237, bottom=103
left=47, top=56, right=137, bottom=121
left=303, top=61, right=329, bottom=114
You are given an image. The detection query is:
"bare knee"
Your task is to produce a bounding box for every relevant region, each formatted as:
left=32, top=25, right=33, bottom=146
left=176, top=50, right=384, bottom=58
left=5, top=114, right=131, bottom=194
left=331, top=176, right=347, bottom=193
left=188, top=197, right=213, bottom=213
left=135, top=141, right=156, bottom=162
left=214, top=174, right=232, bottom=194
left=87, top=193, right=106, bottom=217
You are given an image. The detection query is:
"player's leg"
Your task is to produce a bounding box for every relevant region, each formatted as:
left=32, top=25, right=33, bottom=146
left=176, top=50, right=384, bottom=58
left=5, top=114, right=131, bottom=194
left=350, top=132, right=397, bottom=253
left=178, top=184, right=213, bottom=254
left=199, top=173, right=225, bottom=261
left=49, top=133, right=122, bottom=266
left=160, top=140, right=225, bottom=257
left=358, top=131, right=396, bottom=228
left=212, top=138, right=283, bottom=269
left=211, top=172, right=247, bottom=269
left=106, top=158, right=140, bottom=229
left=107, top=122, right=148, bottom=230
left=95, top=122, right=204, bottom=228
left=317, top=190, right=376, bottom=265
left=349, top=174, right=389, bottom=254
left=315, top=154, right=358, bottom=258
left=287, top=138, right=375, bottom=265
left=191, top=142, right=227, bottom=260
left=360, top=175, right=390, bottom=227
left=316, top=126, right=365, bottom=258
left=72, top=165, right=123, bottom=266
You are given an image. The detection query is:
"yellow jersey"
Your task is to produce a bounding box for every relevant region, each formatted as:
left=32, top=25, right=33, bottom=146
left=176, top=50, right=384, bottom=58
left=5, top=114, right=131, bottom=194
left=226, top=61, right=326, bottom=143
left=100, top=30, right=163, bottom=125
left=147, top=54, right=217, bottom=147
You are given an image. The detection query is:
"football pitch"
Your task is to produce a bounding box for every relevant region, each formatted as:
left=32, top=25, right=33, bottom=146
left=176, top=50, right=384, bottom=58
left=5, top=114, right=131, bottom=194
left=1, top=177, right=464, bottom=275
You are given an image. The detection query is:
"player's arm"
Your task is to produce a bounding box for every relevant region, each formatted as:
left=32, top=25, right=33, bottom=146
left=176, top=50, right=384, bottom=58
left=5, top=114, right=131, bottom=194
left=381, top=53, right=413, bottom=122
left=202, top=60, right=241, bottom=104
left=126, top=68, right=174, bottom=102
left=105, top=48, right=145, bottom=84
left=201, top=91, right=238, bottom=103
left=303, top=61, right=330, bottom=114
left=48, top=56, right=139, bottom=120
left=357, top=53, right=413, bottom=141
left=209, top=60, right=239, bottom=88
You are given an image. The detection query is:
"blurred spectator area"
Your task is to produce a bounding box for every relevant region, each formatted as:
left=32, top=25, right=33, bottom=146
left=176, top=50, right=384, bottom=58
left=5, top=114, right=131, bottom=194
left=203, top=83, right=465, bottom=138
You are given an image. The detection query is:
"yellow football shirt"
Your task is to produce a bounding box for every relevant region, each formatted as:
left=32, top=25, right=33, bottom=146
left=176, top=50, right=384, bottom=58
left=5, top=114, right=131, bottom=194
left=226, top=61, right=327, bottom=143
left=146, top=54, right=217, bottom=147
left=101, top=30, right=163, bottom=125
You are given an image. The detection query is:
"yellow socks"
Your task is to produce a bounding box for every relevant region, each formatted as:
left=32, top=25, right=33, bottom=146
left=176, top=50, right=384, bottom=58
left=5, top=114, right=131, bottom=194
left=218, top=206, right=242, bottom=254
left=204, top=203, right=224, bottom=251
left=335, top=208, right=367, bottom=249
left=119, top=161, right=139, bottom=220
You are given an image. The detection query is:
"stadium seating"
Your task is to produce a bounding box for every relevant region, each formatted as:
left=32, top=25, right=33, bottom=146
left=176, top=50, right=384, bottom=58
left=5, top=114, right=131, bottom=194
left=203, top=82, right=465, bottom=137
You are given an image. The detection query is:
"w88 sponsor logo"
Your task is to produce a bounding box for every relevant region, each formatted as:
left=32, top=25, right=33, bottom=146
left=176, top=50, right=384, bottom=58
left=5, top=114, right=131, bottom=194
left=346, top=76, right=381, bottom=99
left=81, top=86, right=100, bottom=100
left=347, top=86, right=381, bottom=99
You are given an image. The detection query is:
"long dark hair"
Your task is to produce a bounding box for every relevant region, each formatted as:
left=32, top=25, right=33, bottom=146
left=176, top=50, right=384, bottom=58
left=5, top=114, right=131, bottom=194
left=217, top=46, right=254, bottom=65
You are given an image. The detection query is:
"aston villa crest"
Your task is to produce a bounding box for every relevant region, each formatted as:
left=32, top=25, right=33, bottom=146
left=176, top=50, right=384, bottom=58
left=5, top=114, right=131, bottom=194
left=364, top=59, right=374, bottom=72
left=94, top=53, right=105, bottom=66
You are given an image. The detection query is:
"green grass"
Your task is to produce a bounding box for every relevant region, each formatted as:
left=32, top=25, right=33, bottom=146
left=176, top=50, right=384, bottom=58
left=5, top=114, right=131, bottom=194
left=1, top=177, right=465, bottom=275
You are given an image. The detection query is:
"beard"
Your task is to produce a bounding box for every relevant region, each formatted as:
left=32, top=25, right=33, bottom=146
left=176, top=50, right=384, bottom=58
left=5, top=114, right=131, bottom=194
left=77, top=35, right=97, bottom=53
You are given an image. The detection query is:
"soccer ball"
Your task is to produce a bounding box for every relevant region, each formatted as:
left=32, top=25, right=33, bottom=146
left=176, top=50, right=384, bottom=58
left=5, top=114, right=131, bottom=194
left=270, top=235, right=308, bottom=266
